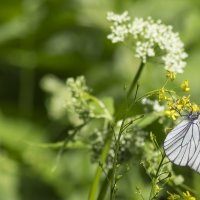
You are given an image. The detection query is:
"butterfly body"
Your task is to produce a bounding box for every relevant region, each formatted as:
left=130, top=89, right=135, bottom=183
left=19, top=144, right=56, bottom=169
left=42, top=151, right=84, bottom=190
left=164, top=112, right=200, bottom=173
left=187, top=112, right=200, bottom=120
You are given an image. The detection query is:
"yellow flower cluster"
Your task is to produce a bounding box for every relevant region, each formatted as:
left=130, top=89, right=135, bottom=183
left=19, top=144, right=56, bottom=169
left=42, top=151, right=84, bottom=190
left=166, top=71, right=176, bottom=81
left=158, top=85, right=199, bottom=120
left=165, top=96, right=199, bottom=120
left=165, top=71, right=190, bottom=92
left=182, top=191, right=196, bottom=200
left=175, top=96, right=190, bottom=110
left=181, top=80, right=190, bottom=92
left=167, top=191, right=196, bottom=200
left=159, top=87, right=168, bottom=101
left=165, top=109, right=179, bottom=120
left=167, top=192, right=180, bottom=200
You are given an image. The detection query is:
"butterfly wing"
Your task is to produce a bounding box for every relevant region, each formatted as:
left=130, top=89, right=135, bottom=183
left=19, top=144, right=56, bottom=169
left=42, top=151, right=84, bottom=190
left=164, top=119, right=200, bottom=171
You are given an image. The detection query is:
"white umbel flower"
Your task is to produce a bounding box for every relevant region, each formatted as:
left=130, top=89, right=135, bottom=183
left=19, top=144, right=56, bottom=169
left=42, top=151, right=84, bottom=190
left=107, top=11, right=130, bottom=23
left=107, top=11, right=130, bottom=43
left=107, top=11, right=187, bottom=73
left=141, top=98, right=165, bottom=112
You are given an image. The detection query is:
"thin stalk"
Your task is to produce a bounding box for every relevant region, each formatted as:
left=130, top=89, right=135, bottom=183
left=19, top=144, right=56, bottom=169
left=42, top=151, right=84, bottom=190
left=110, top=118, right=126, bottom=200
left=109, top=63, right=145, bottom=199
left=52, top=122, right=88, bottom=172
left=127, top=61, right=145, bottom=98
left=97, top=169, right=113, bottom=200
left=89, top=61, right=146, bottom=200
left=88, top=129, right=113, bottom=200
left=149, top=155, right=165, bottom=200
left=155, top=155, right=165, bottom=177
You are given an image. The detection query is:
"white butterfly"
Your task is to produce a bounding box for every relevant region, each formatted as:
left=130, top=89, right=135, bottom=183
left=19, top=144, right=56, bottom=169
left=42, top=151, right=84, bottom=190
left=164, top=112, right=200, bottom=173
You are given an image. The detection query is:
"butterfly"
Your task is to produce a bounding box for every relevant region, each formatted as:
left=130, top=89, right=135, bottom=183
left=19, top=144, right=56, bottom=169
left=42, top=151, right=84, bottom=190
left=164, top=112, right=200, bottom=173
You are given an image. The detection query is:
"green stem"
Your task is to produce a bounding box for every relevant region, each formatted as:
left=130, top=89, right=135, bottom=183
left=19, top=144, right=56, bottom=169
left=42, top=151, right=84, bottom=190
left=52, top=122, right=88, bottom=172
left=110, top=118, right=126, bottom=200
left=127, top=61, right=145, bottom=98
left=97, top=169, right=113, bottom=200
left=88, top=130, right=113, bottom=200
left=109, top=63, right=145, bottom=198
left=89, top=61, right=145, bottom=200
left=155, top=155, right=165, bottom=178
left=149, top=154, right=165, bottom=200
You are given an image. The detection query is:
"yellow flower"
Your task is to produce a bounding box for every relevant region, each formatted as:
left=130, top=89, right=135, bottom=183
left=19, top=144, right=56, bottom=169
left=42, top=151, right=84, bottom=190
left=176, top=96, right=191, bottom=111
left=165, top=109, right=179, bottom=120
left=154, top=184, right=161, bottom=193
left=176, top=101, right=184, bottom=111
left=180, top=96, right=191, bottom=106
left=166, top=71, right=176, bottom=81
left=159, top=88, right=168, bottom=101
left=182, top=191, right=196, bottom=200
left=167, top=192, right=180, bottom=200
left=166, top=97, right=174, bottom=107
left=181, top=80, right=190, bottom=92
left=191, top=103, right=200, bottom=113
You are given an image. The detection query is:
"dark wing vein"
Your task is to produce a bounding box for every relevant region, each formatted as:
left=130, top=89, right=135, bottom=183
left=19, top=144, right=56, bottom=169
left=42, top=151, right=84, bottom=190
left=164, top=120, right=200, bottom=166
left=187, top=121, right=200, bottom=173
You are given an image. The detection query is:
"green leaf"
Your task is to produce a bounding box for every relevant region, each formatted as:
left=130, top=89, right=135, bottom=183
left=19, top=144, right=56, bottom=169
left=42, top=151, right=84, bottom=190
left=101, top=97, right=115, bottom=116
left=136, top=112, right=161, bottom=128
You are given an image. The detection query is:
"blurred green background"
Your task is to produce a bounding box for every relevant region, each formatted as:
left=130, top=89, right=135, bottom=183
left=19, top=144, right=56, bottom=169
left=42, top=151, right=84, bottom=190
left=1, top=0, right=200, bottom=199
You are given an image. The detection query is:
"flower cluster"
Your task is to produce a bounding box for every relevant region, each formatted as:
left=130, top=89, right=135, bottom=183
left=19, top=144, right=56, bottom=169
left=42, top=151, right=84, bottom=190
left=107, top=11, right=187, bottom=73
left=107, top=11, right=130, bottom=43
left=91, top=121, right=147, bottom=168
left=40, top=74, right=75, bottom=122
left=65, top=76, right=91, bottom=120
left=141, top=98, right=165, bottom=112
left=167, top=191, right=196, bottom=200
left=166, top=71, right=176, bottom=81
left=167, top=192, right=181, bottom=200
left=41, top=75, right=113, bottom=124
left=181, top=80, right=190, bottom=92
left=158, top=86, right=199, bottom=120
left=155, top=78, right=199, bottom=120
left=182, top=191, right=196, bottom=200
